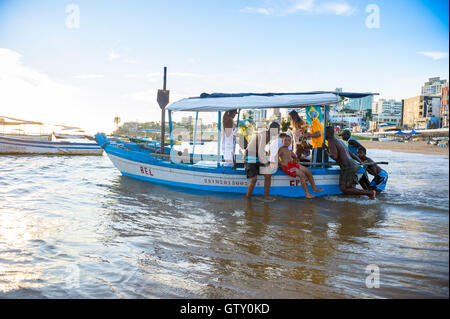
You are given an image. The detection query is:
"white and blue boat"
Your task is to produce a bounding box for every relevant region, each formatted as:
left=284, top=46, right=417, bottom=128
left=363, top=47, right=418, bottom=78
left=0, top=135, right=103, bottom=155
left=96, top=91, right=375, bottom=198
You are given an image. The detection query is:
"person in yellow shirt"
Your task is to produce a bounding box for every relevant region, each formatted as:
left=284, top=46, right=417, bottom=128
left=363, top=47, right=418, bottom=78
left=305, top=116, right=328, bottom=167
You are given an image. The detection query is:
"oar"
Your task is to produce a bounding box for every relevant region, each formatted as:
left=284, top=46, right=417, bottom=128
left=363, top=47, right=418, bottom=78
left=297, top=161, right=388, bottom=166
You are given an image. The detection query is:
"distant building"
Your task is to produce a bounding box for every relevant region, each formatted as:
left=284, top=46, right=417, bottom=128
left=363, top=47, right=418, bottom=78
left=441, top=85, right=449, bottom=128
left=421, top=77, right=448, bottom=96
left=345, top=95, right=373, bottom=111
left=372, top=99, right=401, bottom=125
left=253, top=110, right=267, bottom=122
left=329, top=110, right=362, bottom=129
left=181, top=116, right=193, bottom=125
left=372, top=99, right=402, bottom=115
left=402, top=95, right=441, bottom=129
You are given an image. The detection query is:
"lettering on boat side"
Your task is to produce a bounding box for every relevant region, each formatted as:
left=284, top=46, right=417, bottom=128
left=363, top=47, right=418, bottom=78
left=179, top=303, right=269, bottom=316
left=204, top=178, right=250, bottom=186
left=140, top=166, right=154, bottom=176
left=290, top=179, right=302, bottom=187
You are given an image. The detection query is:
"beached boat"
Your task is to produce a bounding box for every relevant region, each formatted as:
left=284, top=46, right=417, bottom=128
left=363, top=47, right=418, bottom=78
left=97, top=91, right=376, bottom=198
left=0, top=135, right=103, bottom=155
left=1, top=116, right=52, bottom=141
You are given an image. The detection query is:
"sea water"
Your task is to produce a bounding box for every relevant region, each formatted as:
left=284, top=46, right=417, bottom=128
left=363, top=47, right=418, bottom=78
left=0, top=149, right=448, bottom=298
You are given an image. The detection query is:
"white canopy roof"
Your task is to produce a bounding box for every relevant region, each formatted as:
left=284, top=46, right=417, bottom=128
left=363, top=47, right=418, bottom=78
left=166, top=93, right=340, bottom=112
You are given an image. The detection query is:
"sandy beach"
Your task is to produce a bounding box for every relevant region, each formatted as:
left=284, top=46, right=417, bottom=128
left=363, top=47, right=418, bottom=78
left=358, top=140, right=449, bottom=156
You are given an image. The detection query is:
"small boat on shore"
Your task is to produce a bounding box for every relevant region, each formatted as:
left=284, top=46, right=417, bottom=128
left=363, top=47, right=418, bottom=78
left=0, top=135, right=103, bottom=155
left=97, top=90, right=376, bottom=198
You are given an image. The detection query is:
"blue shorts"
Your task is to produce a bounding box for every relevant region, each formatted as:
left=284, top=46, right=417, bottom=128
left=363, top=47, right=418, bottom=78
left=369, top=169, right=388, bottom=192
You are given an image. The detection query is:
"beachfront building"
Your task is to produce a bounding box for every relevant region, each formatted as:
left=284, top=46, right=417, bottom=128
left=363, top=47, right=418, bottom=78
left=329, top=110, right=362, bottom=130
left=402, top=95, right=442, bottom=129
left=441, top=85, right=449, bottom=128
left=421, top=77, right=448, bottom=97
left=372, top=99, right=402, bottom=126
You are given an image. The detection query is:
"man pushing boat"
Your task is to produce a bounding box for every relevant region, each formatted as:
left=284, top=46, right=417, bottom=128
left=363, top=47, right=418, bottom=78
left=325, top=126, right=376, bottom=200
left=357, top=147, right=389, bottom=193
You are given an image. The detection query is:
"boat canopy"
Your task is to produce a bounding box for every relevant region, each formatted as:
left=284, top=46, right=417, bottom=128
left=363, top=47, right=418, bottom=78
left=166, top=91, right=377, bottom=112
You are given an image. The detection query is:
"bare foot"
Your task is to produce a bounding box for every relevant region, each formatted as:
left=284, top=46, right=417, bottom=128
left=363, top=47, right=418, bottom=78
left=258, top=197, right=276, bottom=202
left=369, top=190, right=376, bottom=200
left=313, top=187, right=324, bottom=192
left=305, top=193, right=315, bottom=199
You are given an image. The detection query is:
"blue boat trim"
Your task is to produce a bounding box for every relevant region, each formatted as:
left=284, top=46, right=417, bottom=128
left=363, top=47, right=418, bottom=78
left=121, top=171, right=341, bottom=198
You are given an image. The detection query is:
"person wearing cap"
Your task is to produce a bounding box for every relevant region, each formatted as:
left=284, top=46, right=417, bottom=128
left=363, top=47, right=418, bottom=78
left=340, top=129, right=364, bottom=156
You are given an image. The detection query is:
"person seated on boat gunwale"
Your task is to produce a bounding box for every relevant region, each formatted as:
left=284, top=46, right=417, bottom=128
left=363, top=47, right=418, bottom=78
left=245, top=121, right=280, bottom=200
left=278, top=135, right=324, bottom=199
left=268, top=132, right=292, bottom=166
left=357, top=147, right=388, bottom=193
left=324, top=126, right=376, bottom=200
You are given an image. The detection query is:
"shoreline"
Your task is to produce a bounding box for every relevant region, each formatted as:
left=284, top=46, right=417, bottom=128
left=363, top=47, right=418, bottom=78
left=357, top=140, right=449, bottom=156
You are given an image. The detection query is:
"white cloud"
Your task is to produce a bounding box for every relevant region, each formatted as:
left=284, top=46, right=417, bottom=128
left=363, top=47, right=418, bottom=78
left=241, top=0, right=355, bottom=16
left=0, top=48, right=87, bottom=129
left=240, top=7, right=273, bottom=15
left=284, top=0, right=315, bottom=14
left=418, top=51, right=449, bottom=60
left=107, top=50, right=121, bottom=61
left=316, top=2, right=356, bottom=16
left=73, top=74, right=105, bottom=79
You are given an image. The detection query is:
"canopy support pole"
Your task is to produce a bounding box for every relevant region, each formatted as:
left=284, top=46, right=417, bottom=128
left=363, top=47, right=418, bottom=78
left=235, top=109, right=240, bottom=168
left=192, top=112, right=199, bottom=159
left=217, top=112, right=221, bottom=167
left=322, top=104, right=328, bottom=168
left=168, top=111, right=173, bottom=149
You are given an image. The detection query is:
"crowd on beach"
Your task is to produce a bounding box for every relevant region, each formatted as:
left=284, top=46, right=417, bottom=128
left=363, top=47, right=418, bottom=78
left=221, top=109, right=389, bottom=201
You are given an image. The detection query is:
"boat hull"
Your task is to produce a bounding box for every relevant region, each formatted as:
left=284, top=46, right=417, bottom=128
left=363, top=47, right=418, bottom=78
left=0, top=136, right=103, bottom=155
left=0, top=133, right=52, bottom=141
left=97, top=134, right=357, bottom=198
left=108, top=153, right=343, bottom=197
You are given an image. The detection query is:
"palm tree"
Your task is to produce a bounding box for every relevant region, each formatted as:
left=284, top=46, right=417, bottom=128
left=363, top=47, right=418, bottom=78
left=114, top=116, right=121, bottom=130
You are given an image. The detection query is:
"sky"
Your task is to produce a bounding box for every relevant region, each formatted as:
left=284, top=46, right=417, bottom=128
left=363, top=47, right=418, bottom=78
left=0, top=0, right=448, bottom=134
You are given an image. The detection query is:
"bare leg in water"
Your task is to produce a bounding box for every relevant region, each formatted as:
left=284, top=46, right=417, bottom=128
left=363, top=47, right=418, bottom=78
left=340, top=184, right=376, bottom=200
left=299, top=165, right=324, bottom=193
left=246, top=176, right=257, bottom=198
left=263, top=174, right=272, bottom=200
left=295, top=169, right=315, bottom=199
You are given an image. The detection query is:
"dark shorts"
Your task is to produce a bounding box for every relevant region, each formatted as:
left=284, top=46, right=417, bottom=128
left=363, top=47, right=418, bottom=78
left=245, top=162, right=260, bottom=179
left=340, top=159, right=359, bottom=188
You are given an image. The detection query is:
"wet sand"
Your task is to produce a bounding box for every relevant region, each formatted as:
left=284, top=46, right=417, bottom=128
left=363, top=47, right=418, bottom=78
left=358, top=140, right=449, bottom=156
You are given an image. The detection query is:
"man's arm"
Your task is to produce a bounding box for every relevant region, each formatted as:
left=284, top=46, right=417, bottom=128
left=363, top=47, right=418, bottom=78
left=348, top=138, right=364, bottom=150
left=307, top=131, right=321, bottom=138
left=349, top=151, right=362, bottom=162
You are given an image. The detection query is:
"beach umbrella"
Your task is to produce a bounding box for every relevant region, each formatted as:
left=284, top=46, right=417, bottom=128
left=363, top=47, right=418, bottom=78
left=394, top=130, right=408, bottom=135
left=409, top=129, right=421, bottom=135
